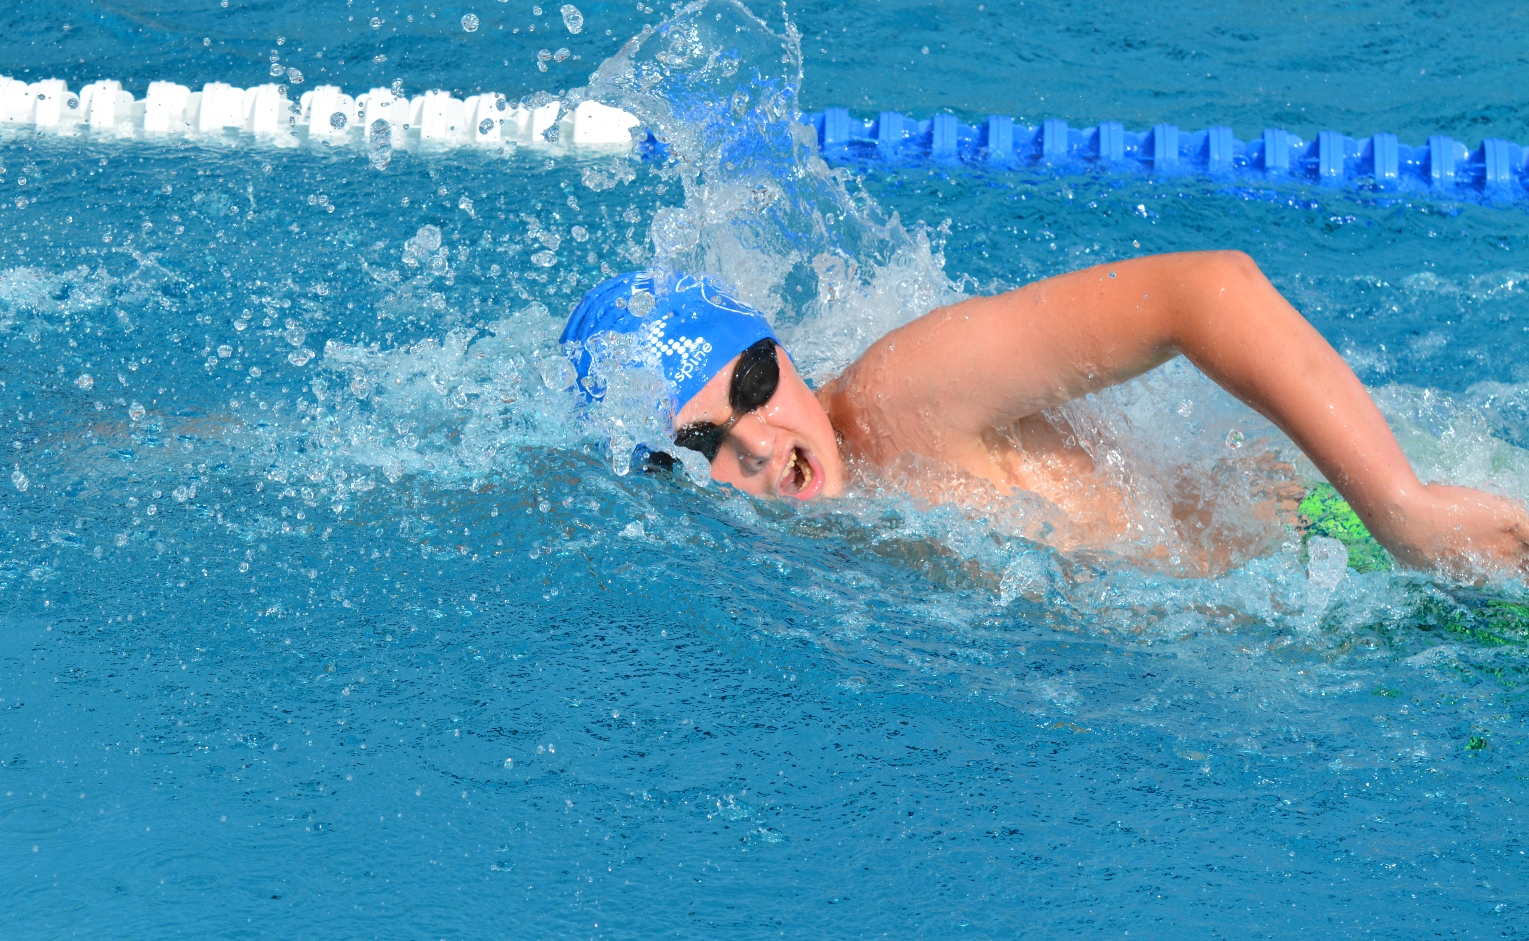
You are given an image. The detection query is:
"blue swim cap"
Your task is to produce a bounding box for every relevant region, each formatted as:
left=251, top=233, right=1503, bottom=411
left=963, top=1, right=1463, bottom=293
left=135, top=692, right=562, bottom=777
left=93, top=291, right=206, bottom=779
left=560, top=270, right=780, bottom=414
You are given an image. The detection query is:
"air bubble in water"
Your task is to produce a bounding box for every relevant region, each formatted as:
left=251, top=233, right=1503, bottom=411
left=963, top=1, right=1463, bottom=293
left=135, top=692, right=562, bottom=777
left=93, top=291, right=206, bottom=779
left=128, top=402, right=146, bottom=422
left=75, top=374, right=93, bottom=390
left=628, top=291, right=655, bottom=317
left=368, top=119, right=392, bottom=170
left=329, top=111, right=347, bottom=130
left=370, top=16, right=381, bottom=27
left=553, top=47, right=569, bottom=62
left=478, top=118, right=494, bottom=134
left=270, top=62, right=285, bottom=77
left=287, top=69, right=303, bottom=84
left=532, top=5, right=543, bottom=14
left=571, top=225, right=588, bottom=242
left=414, top=225, right=443, bottom=251
left=11, top=469, right=28, bottom=492
left=461, top=13, right=479, bottom=31
left=1225, top=429, right=1245, bottom=449
left=531, top=250, right=556, bottom=267
left=560, top=4, right=583, bottom=33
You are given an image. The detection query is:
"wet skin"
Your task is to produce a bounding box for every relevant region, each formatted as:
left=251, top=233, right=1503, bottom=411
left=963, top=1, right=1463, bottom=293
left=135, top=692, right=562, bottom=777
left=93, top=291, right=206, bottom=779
left=674, top=251, right=1529, bottom=579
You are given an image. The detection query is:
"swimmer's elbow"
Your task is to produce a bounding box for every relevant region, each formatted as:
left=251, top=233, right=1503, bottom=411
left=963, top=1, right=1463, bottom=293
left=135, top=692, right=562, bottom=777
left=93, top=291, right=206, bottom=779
left=1171, top=250, right=1273, bottom=322
left=1195, top=249, right=1263, bottom=286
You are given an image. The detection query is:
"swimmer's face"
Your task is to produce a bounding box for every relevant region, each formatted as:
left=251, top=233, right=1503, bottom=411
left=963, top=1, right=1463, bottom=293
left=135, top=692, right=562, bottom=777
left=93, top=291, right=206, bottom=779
left=674, top=345, right=844, bottom=501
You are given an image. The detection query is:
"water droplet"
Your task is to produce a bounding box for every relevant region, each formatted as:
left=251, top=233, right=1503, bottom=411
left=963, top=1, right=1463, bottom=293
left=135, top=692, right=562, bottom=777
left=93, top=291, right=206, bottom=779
left=532, top=5, right=543, bottom=15
left=128, top=402, right=146, bottom=422
left=530, top=250, right=557, bottom=267
left=628, top=291, right=655, bottom=317
left=286, top=69, right=303, bottom=85
left=269, top=62, right=285, bottom=77
left=461, top=13, right=479, bottom=32
left=571, top=225, right=588, bottom=242
left=74, top=374, right=93, bottom=391
left=560, top=4, right=583, bottom=33
left=478, top=118, right=494, bottom=135
left=217, top=345, right=233, bottom=358
left=329, top=111, right=347, bottom=130
left=11, top=469, right=28, bottom=492
left=1225, top=429, right=1245, bottom=450
left=368, top=119, right=392, bottom=170
left=370, top=16, right=381, bottom=28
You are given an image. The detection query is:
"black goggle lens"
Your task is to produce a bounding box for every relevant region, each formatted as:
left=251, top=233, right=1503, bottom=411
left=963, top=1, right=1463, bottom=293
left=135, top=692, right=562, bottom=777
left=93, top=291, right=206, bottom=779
left=728, top=339, right=780, bottom=412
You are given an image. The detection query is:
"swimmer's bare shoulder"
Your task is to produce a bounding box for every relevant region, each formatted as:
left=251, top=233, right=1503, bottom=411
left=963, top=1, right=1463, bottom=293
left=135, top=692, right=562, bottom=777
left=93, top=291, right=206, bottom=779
left=820, top=250, right=1529, bottom=579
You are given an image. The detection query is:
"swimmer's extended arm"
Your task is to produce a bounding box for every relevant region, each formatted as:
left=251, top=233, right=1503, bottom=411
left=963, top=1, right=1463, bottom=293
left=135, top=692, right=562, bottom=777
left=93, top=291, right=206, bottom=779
left=836, top=250, right=1528, bottom=575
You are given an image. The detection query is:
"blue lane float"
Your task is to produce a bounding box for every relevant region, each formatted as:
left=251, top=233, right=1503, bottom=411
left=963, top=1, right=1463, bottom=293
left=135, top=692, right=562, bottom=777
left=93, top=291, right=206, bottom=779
left=807, top=108, right=1529, bottom=200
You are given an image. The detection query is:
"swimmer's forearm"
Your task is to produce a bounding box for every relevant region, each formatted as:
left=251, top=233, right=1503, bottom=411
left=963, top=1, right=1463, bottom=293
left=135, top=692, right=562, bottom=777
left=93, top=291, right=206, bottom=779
left=1152, top=252, right=1426, bottom=545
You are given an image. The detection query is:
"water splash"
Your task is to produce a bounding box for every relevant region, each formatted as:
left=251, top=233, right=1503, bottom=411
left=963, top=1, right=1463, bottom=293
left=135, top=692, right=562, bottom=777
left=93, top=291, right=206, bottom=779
left=581, top=0, right=961, bottom=376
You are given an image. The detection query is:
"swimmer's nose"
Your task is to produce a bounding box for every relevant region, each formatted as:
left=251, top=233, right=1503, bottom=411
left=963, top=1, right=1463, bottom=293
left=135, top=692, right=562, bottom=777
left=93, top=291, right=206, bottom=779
left=729, top=416, right=775, bottom=472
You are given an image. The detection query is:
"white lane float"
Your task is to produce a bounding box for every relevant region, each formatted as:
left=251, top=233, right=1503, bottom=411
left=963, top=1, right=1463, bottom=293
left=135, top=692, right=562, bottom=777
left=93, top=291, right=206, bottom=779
left=0, top=75, right=642, bottom=154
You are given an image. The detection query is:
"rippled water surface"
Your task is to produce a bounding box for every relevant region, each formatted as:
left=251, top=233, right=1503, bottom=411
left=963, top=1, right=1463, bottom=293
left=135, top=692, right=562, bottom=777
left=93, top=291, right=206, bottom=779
left=3, top=2, right=1529, bottom=938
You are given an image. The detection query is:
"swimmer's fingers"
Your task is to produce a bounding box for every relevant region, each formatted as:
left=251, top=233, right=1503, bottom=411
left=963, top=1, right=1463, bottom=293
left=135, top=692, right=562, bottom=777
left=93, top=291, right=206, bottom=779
left=1404, top=487, right=1529, bottom=582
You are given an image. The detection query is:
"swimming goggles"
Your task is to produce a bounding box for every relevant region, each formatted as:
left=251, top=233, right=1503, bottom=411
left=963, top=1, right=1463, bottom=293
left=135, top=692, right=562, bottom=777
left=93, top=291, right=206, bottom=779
left=672, top=338, right=781, bottom=461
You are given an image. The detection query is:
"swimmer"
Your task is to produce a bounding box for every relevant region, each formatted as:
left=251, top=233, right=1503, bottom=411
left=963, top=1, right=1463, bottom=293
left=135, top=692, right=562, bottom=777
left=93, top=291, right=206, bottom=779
left=562, top=251, right=1529, bottom=578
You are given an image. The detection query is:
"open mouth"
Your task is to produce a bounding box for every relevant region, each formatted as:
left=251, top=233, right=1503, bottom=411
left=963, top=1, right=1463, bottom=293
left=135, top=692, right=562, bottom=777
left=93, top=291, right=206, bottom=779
left=780, top=445, right=824, bottom=500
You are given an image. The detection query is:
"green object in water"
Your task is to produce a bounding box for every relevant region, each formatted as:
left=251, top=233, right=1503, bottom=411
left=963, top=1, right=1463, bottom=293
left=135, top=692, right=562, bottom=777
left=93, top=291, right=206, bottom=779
left=1466, top=735, right=1489, bottom=751
left=1298, top=483, right=1393, bottom=573
left=1484, top=598, right=1529, bottom=634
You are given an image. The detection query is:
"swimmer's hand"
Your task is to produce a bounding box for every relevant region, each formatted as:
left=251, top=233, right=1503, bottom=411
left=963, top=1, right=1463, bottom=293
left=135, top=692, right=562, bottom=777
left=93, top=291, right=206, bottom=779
left=1379, top=484, right=1529, bottom=580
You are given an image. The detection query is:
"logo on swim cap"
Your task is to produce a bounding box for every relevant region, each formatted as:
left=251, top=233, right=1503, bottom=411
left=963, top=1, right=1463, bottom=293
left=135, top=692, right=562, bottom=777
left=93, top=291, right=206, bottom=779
left=560, top=270, right=780, bottom=416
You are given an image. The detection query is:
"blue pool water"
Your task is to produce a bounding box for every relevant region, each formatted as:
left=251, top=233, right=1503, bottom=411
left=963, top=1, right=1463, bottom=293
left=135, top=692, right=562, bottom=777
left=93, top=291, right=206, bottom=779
left=3, top=1, right=1529, bottom=937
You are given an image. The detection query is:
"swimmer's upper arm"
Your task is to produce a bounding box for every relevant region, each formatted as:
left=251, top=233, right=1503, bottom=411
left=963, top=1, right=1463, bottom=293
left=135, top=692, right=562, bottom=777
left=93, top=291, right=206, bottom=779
left=830, top=252, right=1220, bottom=456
